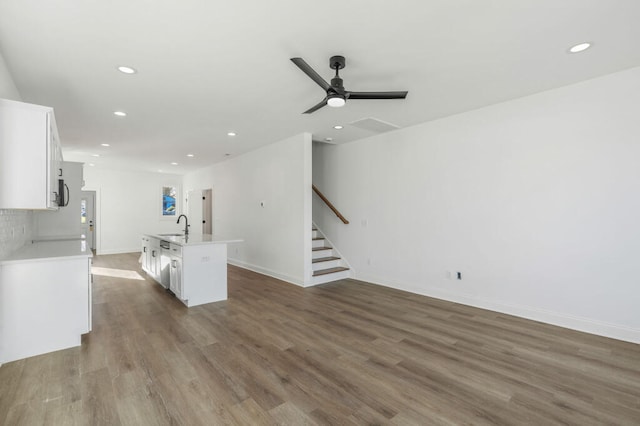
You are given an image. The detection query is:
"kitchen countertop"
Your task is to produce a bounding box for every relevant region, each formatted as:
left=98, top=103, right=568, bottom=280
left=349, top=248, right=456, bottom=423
left=0, top=240, right=93, bottom=265
left=32, top=234, right=86, bottom=243
left=144, top=233, right=243, bottom=247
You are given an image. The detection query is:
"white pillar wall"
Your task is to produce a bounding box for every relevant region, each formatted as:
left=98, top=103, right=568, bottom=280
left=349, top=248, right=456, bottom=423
left=183, top=133, right=313, bottom=286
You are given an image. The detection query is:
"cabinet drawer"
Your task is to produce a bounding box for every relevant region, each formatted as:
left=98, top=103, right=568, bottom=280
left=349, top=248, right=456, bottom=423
left=169, top=243, right=182, bottom=257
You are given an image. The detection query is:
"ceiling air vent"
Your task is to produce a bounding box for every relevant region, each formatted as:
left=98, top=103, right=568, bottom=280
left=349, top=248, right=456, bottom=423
left=349, top=117, right=400, bottom=133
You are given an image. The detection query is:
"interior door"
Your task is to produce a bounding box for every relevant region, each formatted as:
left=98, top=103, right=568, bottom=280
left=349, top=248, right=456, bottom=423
left=202, top=188, right=213, bottom=234
left=80, top=191, right=96, bottom=250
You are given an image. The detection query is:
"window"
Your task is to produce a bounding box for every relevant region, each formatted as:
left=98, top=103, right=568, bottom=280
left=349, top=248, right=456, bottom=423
left=80, top=198, right=87, bottom=224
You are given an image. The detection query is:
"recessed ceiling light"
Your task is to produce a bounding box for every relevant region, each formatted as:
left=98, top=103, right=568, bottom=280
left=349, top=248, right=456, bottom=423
left=171, top=162, right=178, bottom=166
left=158, top=169, right=163, bottom=172
left=101, top=143, right=110, bottom=147
left=186, top=154, right=194, bottom=157
left=333, top=125, right=344, bottom=130
left=114, top=111, right=127, bottom=117
left=227, top=132, right=236, bottom=137
left=325, top=137, right=333, bottom=142
left=89, top=163, right=95, bottom=167
left=117, top=66, right=137, bottom=74
left=91, top=154, right=100, bottom=157
left=568, top=42, right=591, bottom=53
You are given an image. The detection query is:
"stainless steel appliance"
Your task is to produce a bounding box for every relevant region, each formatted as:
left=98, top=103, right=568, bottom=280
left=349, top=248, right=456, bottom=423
left=159, top=240, right=171, bottom=289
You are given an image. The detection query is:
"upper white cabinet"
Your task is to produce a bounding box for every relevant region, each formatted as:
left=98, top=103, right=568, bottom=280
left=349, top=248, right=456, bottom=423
left=0, top=98, right=62, bottom=210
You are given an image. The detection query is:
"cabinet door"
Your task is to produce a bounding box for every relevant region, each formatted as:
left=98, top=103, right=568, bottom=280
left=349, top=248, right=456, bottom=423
left=170, top=257, right=183, bottom=300
left=141, top=238, right=149, bottom=273
left=88, top=257, right=93, bottom=332
left=150, top=247, right=159, bottom=277
left=0, top=99, right=57, bottom=209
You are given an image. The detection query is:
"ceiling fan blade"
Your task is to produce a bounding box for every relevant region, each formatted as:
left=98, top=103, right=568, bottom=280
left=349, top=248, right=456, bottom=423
left=303, top=98, right=328, bottom=114
left=347, top=91, right=408, bottom=100
left=291, top=57, right=331, bottom=92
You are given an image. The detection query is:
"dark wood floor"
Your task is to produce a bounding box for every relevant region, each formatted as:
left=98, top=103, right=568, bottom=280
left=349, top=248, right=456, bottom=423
left=1, top=253, right=639, bottom=425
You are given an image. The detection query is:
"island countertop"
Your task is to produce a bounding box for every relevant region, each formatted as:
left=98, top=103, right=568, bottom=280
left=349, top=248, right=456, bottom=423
left=143, top=233, right=243, bottom=247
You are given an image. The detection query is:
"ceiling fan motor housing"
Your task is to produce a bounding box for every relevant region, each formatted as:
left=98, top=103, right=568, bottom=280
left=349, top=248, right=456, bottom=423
left=330, top=77, right=344, bottom=92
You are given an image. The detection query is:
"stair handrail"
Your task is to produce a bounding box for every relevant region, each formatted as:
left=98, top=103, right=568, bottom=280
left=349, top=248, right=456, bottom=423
left=312, top=184, right=349, bottom=224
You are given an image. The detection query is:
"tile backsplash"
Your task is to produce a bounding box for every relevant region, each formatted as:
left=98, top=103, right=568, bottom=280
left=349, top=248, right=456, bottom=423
left=0, top=209, right=34, bottom=258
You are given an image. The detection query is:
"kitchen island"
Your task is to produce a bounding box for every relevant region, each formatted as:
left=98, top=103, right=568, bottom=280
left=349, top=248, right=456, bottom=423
left=141, top=233, right=242, bottom=307
left=0, top=239, right=92, bottom=364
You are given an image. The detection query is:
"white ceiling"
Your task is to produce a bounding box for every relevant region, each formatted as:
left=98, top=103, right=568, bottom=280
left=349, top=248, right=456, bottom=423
left=1, top=0, right=639, bottom=174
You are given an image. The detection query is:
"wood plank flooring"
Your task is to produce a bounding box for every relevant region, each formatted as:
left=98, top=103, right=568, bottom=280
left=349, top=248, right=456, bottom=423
left=1, top=252, right=639, bottom=425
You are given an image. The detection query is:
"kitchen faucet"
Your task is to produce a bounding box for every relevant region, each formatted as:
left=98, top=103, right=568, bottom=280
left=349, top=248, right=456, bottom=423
left=177, top=214, right=189, bottom=235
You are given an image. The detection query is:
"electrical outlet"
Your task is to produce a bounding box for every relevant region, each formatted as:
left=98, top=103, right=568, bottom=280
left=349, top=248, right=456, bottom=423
left=201, top=256, right=210, bottom=262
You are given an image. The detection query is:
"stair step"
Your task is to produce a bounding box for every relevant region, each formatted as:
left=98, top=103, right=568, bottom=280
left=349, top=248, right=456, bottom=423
left=313, top=266, right=350, bottom=277
left=312, top=246, right=332, bottom=251
left=312, top=256, right=341, bottom=263
left=312, top=237, right=324, bottom=241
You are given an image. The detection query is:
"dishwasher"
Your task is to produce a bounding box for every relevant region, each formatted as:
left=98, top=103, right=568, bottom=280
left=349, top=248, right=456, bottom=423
left=159, top=240, right=171, bottom=289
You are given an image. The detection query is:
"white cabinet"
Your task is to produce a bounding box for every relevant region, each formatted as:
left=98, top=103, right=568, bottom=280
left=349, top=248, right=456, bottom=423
left=150, top=238, right=161, bottom=281
left=141, top=236, right=151, bottom=271
left=169, top=245, right=183, bottom=300
left=0, top=251, right=92, bottom=364
left=141, top=236, right=163, bottom=285
left=0, top=98, right=62, bottom=210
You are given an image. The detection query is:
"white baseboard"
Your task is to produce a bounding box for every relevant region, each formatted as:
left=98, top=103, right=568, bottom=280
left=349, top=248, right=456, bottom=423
left=96, top=248, right=140, bottom=255
left=354, top=273, right=640, bottom=344
left=228, top=258, right=304, bottom=287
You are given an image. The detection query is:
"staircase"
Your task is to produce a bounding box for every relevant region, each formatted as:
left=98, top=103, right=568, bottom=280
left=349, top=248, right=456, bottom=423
left=311, top=226, right=351, bottom=285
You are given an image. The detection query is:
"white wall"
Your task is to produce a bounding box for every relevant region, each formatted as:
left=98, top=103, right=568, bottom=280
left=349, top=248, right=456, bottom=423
left=0, top=50, right=32, bottom=258
left=0, top=210, right=34, bottom=258
left=83, top=167, right=183, bottom=254
left=0, top=52, right=20, bottom=101
left=313, top=66, right=640, bottom=343
left=183, top=133, right=312, bottom=286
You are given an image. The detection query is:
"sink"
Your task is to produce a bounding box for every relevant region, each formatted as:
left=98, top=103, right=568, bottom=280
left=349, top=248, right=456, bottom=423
left=157, top=233, right=184, bottom=237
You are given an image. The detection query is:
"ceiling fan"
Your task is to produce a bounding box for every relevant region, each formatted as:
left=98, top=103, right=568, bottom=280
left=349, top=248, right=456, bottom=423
left=290, top=55, right=408, bottom=114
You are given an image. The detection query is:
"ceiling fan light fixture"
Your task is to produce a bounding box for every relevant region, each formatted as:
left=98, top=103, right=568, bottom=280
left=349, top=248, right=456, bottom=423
left=327, top=94, right=346, bottom=108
